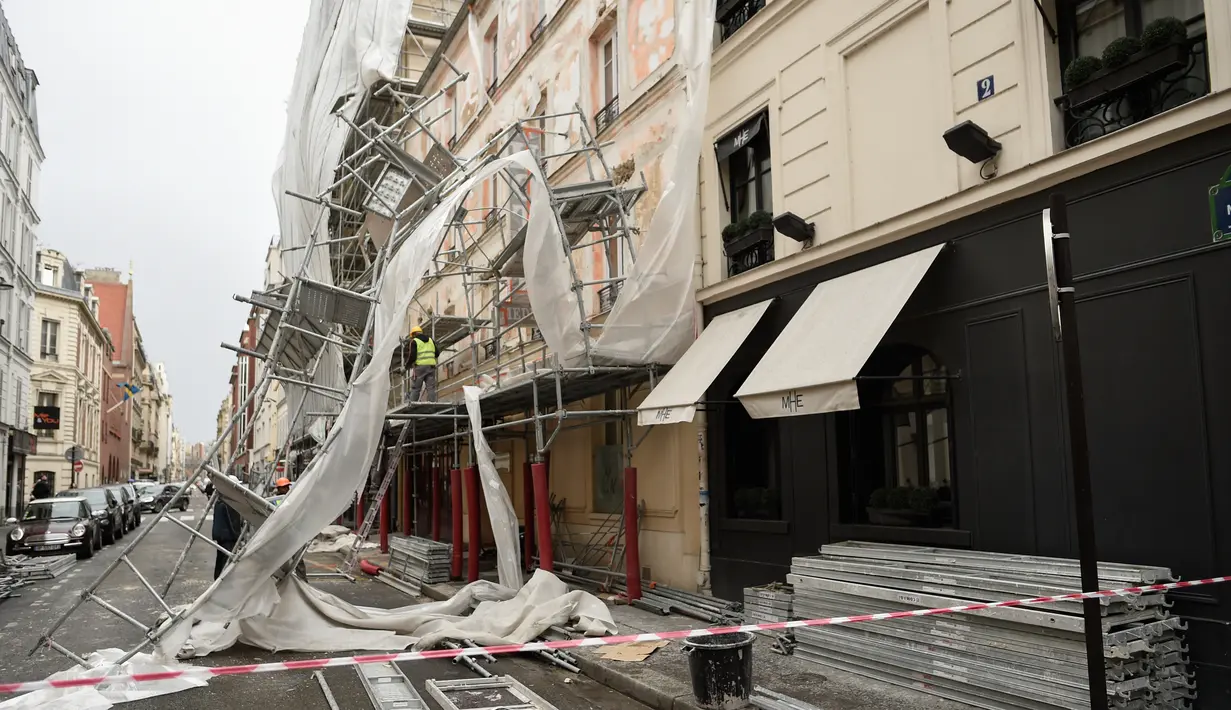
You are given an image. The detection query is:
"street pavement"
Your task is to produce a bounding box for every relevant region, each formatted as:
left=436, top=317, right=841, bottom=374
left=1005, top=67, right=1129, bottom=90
left=0, top=497, right=649, bottom=709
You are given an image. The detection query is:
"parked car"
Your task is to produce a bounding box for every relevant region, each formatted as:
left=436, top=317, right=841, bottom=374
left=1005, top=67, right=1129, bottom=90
left=117, top=482, right=142, bottom=527
left=155, top=484, right=188, bottom=512
left=135, top=482, right=160, bottom=513
left=105, top=484, right=139, bottom=532
left=7, top=497, right=102, bottom=560
left=57, top=488, right=123, bottom=544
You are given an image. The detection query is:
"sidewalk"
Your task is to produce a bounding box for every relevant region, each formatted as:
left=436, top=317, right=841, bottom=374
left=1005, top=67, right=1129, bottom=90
left=423, top=581, right=971, bottom=710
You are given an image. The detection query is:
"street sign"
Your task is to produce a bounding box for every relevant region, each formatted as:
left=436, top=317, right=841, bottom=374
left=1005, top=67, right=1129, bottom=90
left=72, top=459, right=83, bottom=474
left=64, top=445, right=85, bottom=463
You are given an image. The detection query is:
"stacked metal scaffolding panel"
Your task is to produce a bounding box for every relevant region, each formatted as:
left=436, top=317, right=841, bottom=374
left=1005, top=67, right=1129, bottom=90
left=3, top=554, right=75, bottom=581
left=383, top=534, right=452, bottom=593
left=743, top=583, right=793, bottom=625
left=788, top=542, right=1195, bottom=710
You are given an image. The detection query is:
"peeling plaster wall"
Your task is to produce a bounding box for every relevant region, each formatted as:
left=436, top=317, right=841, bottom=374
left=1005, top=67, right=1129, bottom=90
left=393, top=0, right=702, bottom=590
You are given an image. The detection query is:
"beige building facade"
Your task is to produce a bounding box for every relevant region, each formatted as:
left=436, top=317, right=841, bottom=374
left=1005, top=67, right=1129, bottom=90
left=28, top=249, right=108, bottom=492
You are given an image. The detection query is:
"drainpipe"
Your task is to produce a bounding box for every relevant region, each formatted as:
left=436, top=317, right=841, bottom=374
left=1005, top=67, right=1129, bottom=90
left=696, top=412, right=711, bottom=593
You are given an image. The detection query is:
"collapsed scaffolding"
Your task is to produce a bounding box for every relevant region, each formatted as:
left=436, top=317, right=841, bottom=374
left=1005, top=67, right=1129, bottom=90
left=27, top=16, right=675, bottom=668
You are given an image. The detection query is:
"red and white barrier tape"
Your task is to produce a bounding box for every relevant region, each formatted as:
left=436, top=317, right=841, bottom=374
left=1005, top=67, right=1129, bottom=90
left=3, top=575, right=1226, bottom=695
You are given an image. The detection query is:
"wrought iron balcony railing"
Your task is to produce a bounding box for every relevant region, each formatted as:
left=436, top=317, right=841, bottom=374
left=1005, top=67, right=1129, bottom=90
left=718, top=0, right=765, bottom=42
left=725, top=225, right=775, bottom=277
left=598, top=281, right=620, bottom=312
left=1057, top=33, right=1208, bottom=149
left=595, top=96, right=620, bottom=133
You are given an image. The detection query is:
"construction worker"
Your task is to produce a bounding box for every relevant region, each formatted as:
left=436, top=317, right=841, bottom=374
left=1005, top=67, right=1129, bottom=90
left=206, top=476, right=244, bottom=580
left=406, top=325, right=437, bottom=403
left=274, top=477, right=291, bottom=496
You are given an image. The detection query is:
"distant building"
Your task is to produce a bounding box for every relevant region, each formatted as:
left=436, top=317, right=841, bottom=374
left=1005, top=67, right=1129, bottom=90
left=85, top=267, right=136, bottom=483
left=227, top=308, right=258, bottom=479
left=0, top=3, right=44, bottom=517
left=28, top=249, right=109, bottom=493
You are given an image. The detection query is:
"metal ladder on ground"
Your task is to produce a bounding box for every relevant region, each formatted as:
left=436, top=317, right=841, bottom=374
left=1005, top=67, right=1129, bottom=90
left=337, top=421, right=413, bottom=576
left=424, top=676, right=560, bottom=710
left=356, top=662, right=429, bottom=709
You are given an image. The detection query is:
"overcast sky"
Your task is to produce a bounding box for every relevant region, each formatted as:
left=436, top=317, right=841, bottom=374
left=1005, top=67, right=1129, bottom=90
left=5, top=1, right=310, bottom=443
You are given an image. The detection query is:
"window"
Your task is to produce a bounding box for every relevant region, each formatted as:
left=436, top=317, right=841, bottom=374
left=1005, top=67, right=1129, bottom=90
left=0, top=286, right=9, bottom=340
left=591, top=390, right=623, bottom=514
left=728, top=124, right=772, bottom=223
left=446, top=88, right=459, bottom=144
left=36, top=391, right=57, bottom=439
left=1056, top=1, right=1208, bottom=148
left=718, top=0, right=766, bottom=42
left=6, top=117, right=15, bottom=162
left=40, top=264, right=57, bottom=287
left=487, top=23, right=499, bottom=93
left=41, top=319, right=59, bottom=360
left=594, top=31, right=620, bottom=132
left=836, top=346, right=955, bottom=529
left=0, top=197, right=9, bottom=254
left=24, top=157, right=31, bottom=196
left=529, top=0, right=547, bottom=42
left=17, top=302, right=28, bottom=352
left=717, top=113, right=774, bottom=276
left=725, top=403, right=781, bottom=519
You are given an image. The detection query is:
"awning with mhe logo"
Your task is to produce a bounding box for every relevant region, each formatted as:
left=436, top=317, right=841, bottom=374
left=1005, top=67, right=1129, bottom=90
left=735, top=244, right=944, bottom=419
left=635, top=299, right=773, bottom=426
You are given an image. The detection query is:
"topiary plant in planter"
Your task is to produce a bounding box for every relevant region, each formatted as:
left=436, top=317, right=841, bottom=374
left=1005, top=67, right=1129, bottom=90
left=1102, top=36, right=1143, bottom=70
left=1141, top=16, right=1187, bottom=50
left=721, top=218, right=748, bottom=243
left=1063, top=55, right=1103, bottom=90
left=746, top=210, right=773, bottom=230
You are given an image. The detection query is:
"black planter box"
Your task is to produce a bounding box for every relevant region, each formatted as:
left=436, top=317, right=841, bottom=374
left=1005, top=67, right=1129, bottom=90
left=1063, top=42, right=1189, bottom=111
left=723, top=225, right=774, bottom=257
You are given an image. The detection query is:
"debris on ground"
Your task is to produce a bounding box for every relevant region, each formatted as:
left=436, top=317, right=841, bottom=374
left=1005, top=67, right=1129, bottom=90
left=307, top=524, right=377, bottom=554
left=594, top=640, right=668, bottom=663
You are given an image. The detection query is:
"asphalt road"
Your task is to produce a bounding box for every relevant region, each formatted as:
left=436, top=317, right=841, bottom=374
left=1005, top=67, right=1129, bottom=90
left=0, top=497, right=648, bottom=709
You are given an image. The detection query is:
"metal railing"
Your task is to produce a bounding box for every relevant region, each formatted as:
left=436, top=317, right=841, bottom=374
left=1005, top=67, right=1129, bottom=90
left=719, top=0, right=766, bottom=42
left=594, top=96, right=620, bottom=133
left=598, top=281, right=620, bottom=312
left=530, top=16, right=547, bottom=43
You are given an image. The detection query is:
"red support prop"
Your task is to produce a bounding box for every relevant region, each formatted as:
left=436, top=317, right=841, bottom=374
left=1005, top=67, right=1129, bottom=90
left=450, top=468, right=463, bottom=579
left=624, top=466, right=641, bottom=601
left=379, top=486, right=390, bottom=554
left=465, top=465, right=481, bottom=583
left=522, top=461, right=535, bottom=571
left=531, top=461, right=552, bottom=572
left=431, top=465, right=441, bottom=541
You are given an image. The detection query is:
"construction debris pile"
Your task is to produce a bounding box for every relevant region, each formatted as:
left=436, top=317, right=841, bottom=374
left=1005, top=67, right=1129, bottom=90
left=788, top=541, right=1195, bottom=710
left=0, top=573, right=22, bottom=602
left=381, top=534, right=452, bottom=595
left=3, top=554, right=75, bottom=581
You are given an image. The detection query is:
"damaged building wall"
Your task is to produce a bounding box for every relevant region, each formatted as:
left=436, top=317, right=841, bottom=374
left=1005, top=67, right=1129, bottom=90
left=391, top=0, right=702, bottom=590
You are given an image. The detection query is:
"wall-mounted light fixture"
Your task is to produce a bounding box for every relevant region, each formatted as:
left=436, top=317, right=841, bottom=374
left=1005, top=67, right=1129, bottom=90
left=943, top=120, right=1002, bottom=164
left=772, top=211, right=816, bottom=243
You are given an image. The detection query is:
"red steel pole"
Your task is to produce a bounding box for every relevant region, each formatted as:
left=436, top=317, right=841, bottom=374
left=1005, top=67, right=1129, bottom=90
left=465, top=465, right=481, bottom=582
left=450, top=467, right=463, bottom=579
left=379, top=486, right=390, bottom=553
left=531, top=460, right=552, bottom=571
left=624, top=466, right=641, bottom=601
left=522, top=461, right=535, bottom=571
left=431, top=464, right=441, bottom=541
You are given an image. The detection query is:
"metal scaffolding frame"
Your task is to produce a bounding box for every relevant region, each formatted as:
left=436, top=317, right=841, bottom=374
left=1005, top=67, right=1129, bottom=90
left=29, top=17, right=667, bottom=669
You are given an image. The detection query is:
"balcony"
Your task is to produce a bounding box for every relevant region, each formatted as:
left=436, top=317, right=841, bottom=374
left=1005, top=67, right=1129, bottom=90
left=718, top=0, right=765, bottom=42
left=530, top=16, right=547, bottom=43
left=598, top=281, right=620, bottom=313
left=724, top=224, right=774, bottom=278
left=594, top=96, right=620, bottom=134
left=482, top=340, right=497, bottom=361
left=1056, top=31, right=1209, bottom=149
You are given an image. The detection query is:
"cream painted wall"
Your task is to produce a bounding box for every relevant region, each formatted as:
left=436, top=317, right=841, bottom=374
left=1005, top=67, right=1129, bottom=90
left=700, top=0, right=1230, bottom=288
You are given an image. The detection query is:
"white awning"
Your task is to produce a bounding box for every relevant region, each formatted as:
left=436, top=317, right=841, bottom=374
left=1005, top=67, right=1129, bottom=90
left=636, top=300, right=773, bottom=426
left=735, top=244, right=944, bottom=419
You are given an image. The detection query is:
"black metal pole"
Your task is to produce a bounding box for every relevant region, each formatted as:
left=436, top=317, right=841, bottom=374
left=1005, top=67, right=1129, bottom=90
left=1048, top=193, right=1108, bottom=710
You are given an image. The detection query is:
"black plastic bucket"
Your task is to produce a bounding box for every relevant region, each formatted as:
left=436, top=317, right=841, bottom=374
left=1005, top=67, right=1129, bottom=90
left=682, top=631, right=754, bottom=709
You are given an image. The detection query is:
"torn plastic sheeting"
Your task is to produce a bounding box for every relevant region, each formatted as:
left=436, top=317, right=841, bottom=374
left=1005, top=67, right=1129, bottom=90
left=0, top=649, right=208, bottom=710
left=463, top=385, right=522, bottom=589
left=178, top=570, right=613, bottom=658
left=158, top=150, right=568, bottom=661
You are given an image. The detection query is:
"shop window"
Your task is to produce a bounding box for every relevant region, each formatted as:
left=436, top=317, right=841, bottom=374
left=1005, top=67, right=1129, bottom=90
left=715, top=112, right=773, bottom=278
left=836, top=346, right=955, bottom=529
left=724, top=401, right=781, bottom=520
left=1055, top=1, right=1208, bottom=148
left=36, top=391, right=57, bottom=439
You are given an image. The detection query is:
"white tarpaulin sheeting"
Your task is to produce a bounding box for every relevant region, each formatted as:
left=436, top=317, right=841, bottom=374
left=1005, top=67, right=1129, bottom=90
left=0, top=649, right=208, bottom=710
left=523, top=0, right=716, bottom=368
left=635, top=299, right=772, bottom=426
left=463, top=386, right=522, bottom=589
left=735, top=245, right=945, bottom=419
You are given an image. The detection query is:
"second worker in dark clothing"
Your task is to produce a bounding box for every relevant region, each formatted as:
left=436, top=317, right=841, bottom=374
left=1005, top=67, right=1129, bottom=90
left=405, top=325, right=437, bottom=403
left=206, top=481, right=244, bottom=580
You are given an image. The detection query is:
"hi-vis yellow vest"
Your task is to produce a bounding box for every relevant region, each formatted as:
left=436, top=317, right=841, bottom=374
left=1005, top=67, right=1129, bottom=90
left=415, top=337, right=437, bottom=366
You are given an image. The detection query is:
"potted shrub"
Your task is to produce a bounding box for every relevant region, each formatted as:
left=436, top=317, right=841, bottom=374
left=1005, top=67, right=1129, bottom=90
left=866, top=485, right=942, bottom=526
left=723, top=210, right=774, bottom=256
left=1061, top=17, right=1191, bottom=111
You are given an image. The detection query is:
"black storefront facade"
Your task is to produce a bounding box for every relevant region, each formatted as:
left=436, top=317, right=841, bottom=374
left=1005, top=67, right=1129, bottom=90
left=703, top=123, right=1231, bottom=697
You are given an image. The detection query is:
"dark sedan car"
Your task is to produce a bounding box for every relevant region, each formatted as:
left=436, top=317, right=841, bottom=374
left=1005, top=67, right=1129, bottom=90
left=105, top=484, right=138, bottom=532
left=155, top=484, right=188, bottom=512
left=135, top=482, right=160, bottom=513
left=5, top=498, right=102, bottom=560
left=56, top=488, right=124, bottom=544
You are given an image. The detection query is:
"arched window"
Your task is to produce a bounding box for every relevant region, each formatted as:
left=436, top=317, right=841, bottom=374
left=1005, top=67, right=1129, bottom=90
left=836, top=345, right=955, bottom=529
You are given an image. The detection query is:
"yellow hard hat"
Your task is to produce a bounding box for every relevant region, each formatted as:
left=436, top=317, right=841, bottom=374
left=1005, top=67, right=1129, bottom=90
left=410, top=325, right=423, bottom=335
